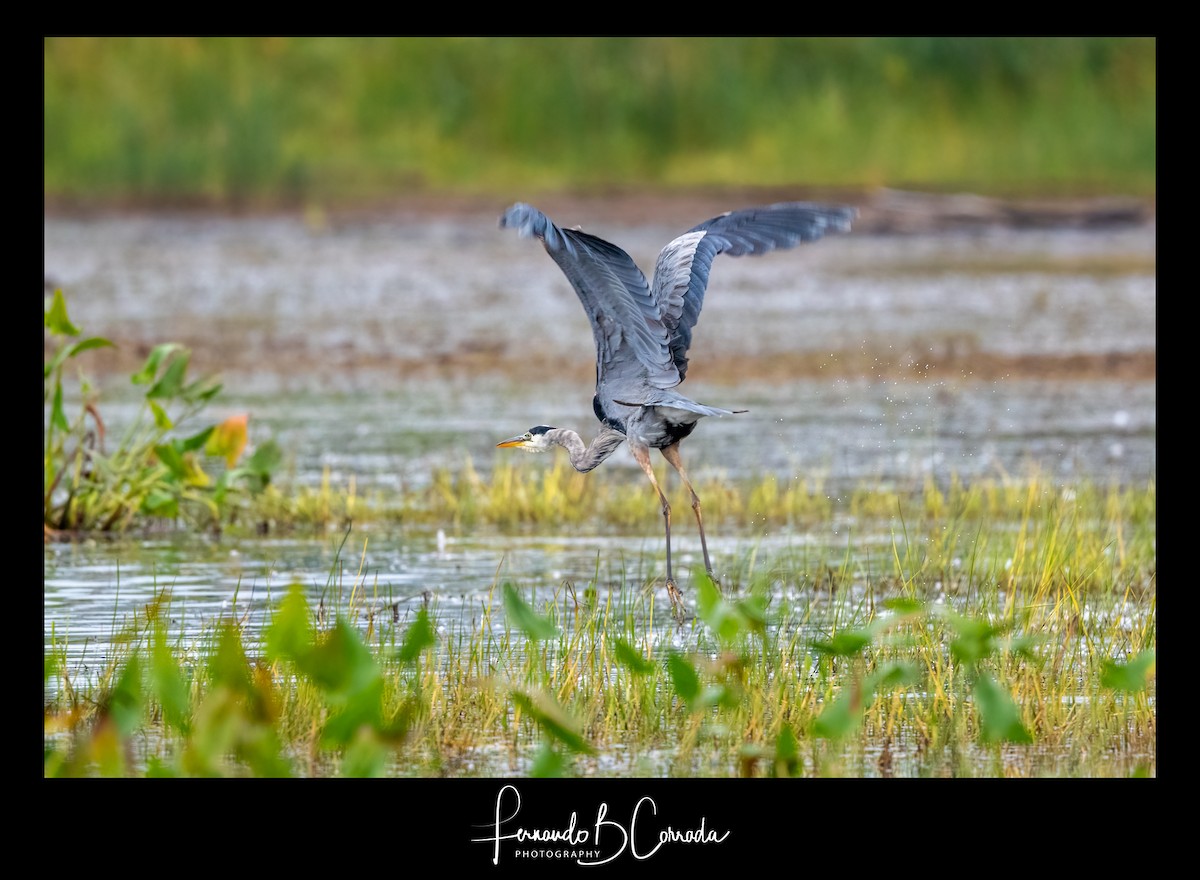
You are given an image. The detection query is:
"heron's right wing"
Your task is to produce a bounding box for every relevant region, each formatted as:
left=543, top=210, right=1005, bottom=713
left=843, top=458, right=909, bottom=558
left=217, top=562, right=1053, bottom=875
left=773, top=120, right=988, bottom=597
left=501, top=203, right=680, bottom=389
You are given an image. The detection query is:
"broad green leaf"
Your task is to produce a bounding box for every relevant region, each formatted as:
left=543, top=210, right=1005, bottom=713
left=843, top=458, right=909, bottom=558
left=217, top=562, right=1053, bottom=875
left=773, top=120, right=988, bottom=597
left=696, top=573, right=746, bottom=643
left=265, top=585, right=314, bottom=662
left=179, top=425, right=215, bottom=453
left=811, top=629, right=872, bottom=657
left=612, top=636, right=656, bottom=675
left=141, top=490, right=178, bottom=518
left=502, top=583, right=558, bottom=641
left=66, top=336, right=114, bottom=357
left=208, top=624, right=252, bottom=697
left=302, top=618, right=379, bottom=696
left=153, top=443, right=186, bottom=478
left=776, top=725, right=800, bottom=762
left=147, top=351, right=190, bottom=399
left=108, top=654, right=144, bottom=737
left=341, top=729, right=387, bottom=777
left=50, top=382, right=69, bottom=432
left=511, top=689, right=594, bottom=755
left=151, top=626, right=191, bottom=734
left=131, top=343, right=184, bottom=386
left=813, top=687, right=861, bottom=739
left=974, top=673, right=1033, bottom=744
left=875, top=662, right=922, bottom=689
left=44, top=288, right=80, bottom=335
left=666, top=651, right=701, bottom=703
left=250, top=440, right=284, bottom=473
left=1101, top=650, right=1156, bottom=693
left=148, top=399, right=173, bottom=430
left=881, top=597, right=925, bottom=615
left=44, top=335, right=114, bottom=378
left=397, top=607, right=436, bottom=663
left=530, top=743, right=567, bottom=778
left=774, top=726, right=802, bottom=776
left=322, top=677, right=385, bottom=748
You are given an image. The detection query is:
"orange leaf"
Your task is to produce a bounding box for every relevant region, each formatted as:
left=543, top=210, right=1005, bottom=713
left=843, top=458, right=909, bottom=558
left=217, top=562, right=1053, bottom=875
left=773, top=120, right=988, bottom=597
left=207, top=414, right=249, bottom=467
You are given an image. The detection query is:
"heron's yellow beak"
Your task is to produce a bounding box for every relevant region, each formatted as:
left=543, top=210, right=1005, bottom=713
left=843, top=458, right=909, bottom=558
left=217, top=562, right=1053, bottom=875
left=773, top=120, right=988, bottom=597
left=496, top=436, right=530, bottom=448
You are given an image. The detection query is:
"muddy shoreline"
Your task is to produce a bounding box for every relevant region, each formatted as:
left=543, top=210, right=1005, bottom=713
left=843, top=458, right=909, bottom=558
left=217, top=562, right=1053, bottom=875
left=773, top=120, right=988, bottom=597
left=44, top=186, right=1155, bottom=233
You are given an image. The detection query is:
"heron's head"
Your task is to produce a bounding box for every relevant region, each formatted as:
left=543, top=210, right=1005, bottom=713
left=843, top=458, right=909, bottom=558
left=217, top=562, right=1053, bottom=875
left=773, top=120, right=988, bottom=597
left=496, top=425, right=556, bottom=452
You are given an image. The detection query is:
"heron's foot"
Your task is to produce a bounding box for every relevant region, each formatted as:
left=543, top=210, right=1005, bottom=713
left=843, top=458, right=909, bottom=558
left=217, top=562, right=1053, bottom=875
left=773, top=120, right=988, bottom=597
left=706, top=569, right=723, bottom=594
left=666, top=577, right=686, bottom=623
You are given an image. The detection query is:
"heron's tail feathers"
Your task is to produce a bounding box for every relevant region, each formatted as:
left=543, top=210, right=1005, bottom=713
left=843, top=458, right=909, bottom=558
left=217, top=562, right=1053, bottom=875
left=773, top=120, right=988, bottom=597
left=614, top=395, right=747, bottom=419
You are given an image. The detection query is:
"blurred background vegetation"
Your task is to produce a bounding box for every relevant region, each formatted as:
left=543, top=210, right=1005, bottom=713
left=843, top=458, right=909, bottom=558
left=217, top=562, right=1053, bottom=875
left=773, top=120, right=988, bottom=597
left=44, top=37, right=1155, bottom=208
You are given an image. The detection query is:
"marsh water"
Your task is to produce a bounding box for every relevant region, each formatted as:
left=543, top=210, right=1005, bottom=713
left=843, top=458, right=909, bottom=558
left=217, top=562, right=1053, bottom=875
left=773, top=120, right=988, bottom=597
left=43, top=206, right=1156, bottom=728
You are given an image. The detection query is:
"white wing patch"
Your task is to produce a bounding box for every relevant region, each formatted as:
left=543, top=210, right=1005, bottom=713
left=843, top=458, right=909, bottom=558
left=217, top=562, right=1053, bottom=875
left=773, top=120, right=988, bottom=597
left=652, top=230, right=706, bottom=331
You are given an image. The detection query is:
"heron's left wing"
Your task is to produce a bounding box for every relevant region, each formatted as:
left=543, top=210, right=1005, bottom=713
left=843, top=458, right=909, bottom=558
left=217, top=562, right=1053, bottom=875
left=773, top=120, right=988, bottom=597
left=501, top=203, right=680, bottom=389
left=652, top=202, right=856, bottom=381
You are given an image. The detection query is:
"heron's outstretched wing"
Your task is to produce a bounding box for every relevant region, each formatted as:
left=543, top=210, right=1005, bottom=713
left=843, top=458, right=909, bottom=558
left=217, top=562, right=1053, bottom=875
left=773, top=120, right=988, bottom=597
left=653, top=202, right=856, bottom=381
left=501, top=202, right=679, bottom=390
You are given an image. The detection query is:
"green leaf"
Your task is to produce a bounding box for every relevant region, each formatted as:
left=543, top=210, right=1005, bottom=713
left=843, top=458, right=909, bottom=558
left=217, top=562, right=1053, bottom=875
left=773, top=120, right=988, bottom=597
left=141, top=490, right=178, bottom=518
left=228, top=439, right=283, bottom=489
left=397, top=607, right=436, bottom=663
left=881, top=597, right=925, bottom=615
left=153, top=443, right=187, bottom=478
left=502, top=583, right=558, bottom=641
left=208, top=624, right=252, bottom=697
left=131, top=343, right=184, bottom=386
left=666, top=651, right=701, bottom=704
left=875, top=662, right=922, bottom=689
left=44, top=288, right=80, bottom=336
left=148, top=400, right=173, bottom=430
left=51, top=382, right=69, bottom=432
left=147, top=351, right=190, bottom=399
left=612, top=636, right=656, bottom=675
left=302, top=618, right=379, bottom=696
left=811, top=629, right=872, bottom=657
left=530, top=743, right=568, bottom=778
left=108, top=655, right=144, bottom=737
left=1101, top=650, right=1156, bottom=693
left=341, top=729, right=388, bottom=778
left=813, top=685, right=862, bottom=739
left=974, top=673, right=1033, bottom=744
left=151, top=626, right=191, bottom=734
left=696, top=573, right=747, bottom=643
left=265, top=585, right=314, bottom=663
left=511, top=689, right=594, bottom=755
left=322, top=677, right=385, bottom=747
left=173, top=427, right=214, bottom=455
left=774, top=726, right=802, bottom=776
left=67, top=336, right=114, bottom=357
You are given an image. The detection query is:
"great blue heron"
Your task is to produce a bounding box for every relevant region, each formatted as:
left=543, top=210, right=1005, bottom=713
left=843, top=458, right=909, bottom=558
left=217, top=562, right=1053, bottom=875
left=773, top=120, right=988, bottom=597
left=496, top=201, right=855, bottom=613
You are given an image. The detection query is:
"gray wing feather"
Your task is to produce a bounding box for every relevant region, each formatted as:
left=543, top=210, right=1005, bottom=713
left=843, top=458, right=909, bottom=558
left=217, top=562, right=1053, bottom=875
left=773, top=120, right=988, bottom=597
left=501, top=201, right=856, bottom=392
left=653, top=202, right=856, bottom=381
left=501, top=203, right=678, bottom=389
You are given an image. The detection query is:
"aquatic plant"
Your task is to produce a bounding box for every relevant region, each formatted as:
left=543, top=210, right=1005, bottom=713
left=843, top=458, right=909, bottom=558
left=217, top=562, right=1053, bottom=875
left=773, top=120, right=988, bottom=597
left=43, top=512, right=1156, bottom=778
left=43, top=289, right=281, bottom=534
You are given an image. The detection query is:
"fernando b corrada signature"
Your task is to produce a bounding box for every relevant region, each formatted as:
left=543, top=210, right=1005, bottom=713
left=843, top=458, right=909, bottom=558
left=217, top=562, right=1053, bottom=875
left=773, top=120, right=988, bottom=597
left=472, top=783, right=731, bottom=866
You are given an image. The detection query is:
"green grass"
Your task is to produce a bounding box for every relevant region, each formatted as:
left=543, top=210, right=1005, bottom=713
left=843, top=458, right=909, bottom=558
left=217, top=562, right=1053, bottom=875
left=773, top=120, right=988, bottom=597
left=44, top=473, right=1156, bottom=778
left=43, top=37, right=1156, bottom=205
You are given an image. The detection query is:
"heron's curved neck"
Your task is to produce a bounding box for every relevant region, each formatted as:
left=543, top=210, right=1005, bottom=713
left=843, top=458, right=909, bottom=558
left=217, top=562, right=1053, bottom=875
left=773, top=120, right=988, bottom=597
left=547, top=427, right=626, bottom=473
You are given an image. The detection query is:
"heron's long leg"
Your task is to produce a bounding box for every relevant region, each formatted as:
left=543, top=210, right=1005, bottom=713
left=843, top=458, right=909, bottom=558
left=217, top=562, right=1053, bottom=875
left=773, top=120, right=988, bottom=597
left=661, top=443, right=717, bottom=587
left=632, top=443, right=684, bottom=616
